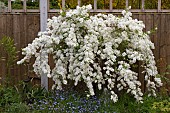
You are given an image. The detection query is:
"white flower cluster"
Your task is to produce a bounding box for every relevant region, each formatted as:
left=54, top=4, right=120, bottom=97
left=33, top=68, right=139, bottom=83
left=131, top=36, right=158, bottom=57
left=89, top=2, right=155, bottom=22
left=17, top=5, right=162, bottom=103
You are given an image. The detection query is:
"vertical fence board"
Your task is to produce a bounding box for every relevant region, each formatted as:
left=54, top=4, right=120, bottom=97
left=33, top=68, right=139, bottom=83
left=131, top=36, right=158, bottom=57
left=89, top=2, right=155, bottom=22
left=159, top=14, right=167, bottom=74
left=3, top=15, right=7, bottom=84
left=0, top=15, right=7, bottom=37
left=138, top=14, right=146, bottom=92
left=12, top=15, right=21, bottom=84
left=19, top=14, right=27, bottom=82
left=6, top=14, right=13, bottom=38
left=145, top=14, right=153, bottom=34
left=166, top=15, right=170, bottom=92
left=0, top=15, right=7, bottom=85
left=132, top=13, right=139, bottom=20
left=34, top=14, right=41, bottom=86
left=165, top=15, right=169, bottom=67
left=153, top=14, right=161, bottom=68
left=26, top=14, right=36, bottom=84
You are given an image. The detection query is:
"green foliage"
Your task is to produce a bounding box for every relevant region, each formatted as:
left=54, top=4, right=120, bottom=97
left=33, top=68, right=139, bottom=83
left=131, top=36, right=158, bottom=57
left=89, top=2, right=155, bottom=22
left=19, top=81, right=49, bottom=104
left=0, top=81, right=169, bottom=113
left=152, top=99, right=170, bottom=112
left=3, top=103, right=30, bottom=113
left=98, top=93, right=156, bottom=113
left=151, top=64, right=170, bottom=112
left=50, top=0, right=60, bottom=9
left=0, top=86, right=21, bottom=109
left=29, top=88, right=170, bottom=113
left=156, top=65, right=170, bottom=96
left=0, top=81, right=48, bottom=113
left=0, top=36, right=18, bottom=86
left=0, top=36, right=18, bottom=68
left=11, top=0, right=23, bottom=9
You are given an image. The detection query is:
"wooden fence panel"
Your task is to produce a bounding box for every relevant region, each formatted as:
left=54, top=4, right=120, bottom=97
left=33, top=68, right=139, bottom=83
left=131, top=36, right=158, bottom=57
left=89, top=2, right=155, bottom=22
left=0, top=15, right=7, bottom=85
left=153, top=14, right=160, bottom=65
left=159, top=14, right=167, bottom=74
left=0, top=13, right=170, bottom=91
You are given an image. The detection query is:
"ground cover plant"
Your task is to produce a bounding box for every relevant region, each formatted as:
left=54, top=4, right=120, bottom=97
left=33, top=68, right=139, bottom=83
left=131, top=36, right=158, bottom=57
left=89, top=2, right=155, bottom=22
left=17, top=4, right=162, bottom=103
left=0, top=83, right=170, bottom=113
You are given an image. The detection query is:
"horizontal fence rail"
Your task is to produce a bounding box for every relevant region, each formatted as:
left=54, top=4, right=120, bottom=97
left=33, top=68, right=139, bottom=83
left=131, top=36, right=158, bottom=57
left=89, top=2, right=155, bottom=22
left=0, top=0, right=170, bottom=13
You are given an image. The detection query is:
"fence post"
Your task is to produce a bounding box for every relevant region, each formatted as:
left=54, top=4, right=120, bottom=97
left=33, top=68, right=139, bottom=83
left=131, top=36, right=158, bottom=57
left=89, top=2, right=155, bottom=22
left=40, top=0, right=48, bottom=90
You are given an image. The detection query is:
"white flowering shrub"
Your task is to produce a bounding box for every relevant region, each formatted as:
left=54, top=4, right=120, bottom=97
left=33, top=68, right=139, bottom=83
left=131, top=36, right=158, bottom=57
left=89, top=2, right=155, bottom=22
left=17, top=5, right=162, bottom=103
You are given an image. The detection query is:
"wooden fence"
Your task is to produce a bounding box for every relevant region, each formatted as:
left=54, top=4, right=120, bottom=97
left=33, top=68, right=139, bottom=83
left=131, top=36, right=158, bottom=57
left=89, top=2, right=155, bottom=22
left=0, top=0, right=170, bottom=91
left=0, top=13, right=170, bottom=91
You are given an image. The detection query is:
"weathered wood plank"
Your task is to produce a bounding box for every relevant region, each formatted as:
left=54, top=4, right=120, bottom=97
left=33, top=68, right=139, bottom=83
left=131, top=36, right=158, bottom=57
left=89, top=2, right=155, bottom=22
left=165, top=15, right=170, bottom=90
left=12, top=14, right=21, bottom=84
left=6, top=14, right=13, bottom=38
left=19, top=14, right=27, bottom=81
left=159, top=14, right=167, bottom=74
left=138, top=14, right=146, bottom=92
left=152, top=14, right=161, bottom=72
left=0, top=14, right=7, bottom=85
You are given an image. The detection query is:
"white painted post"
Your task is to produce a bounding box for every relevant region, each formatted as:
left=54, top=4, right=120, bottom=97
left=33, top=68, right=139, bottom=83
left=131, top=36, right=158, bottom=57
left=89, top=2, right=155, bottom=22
left=40, top=0, right=48, bottom=90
